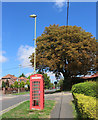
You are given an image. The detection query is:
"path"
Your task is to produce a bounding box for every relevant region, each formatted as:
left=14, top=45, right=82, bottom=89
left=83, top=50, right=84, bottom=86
left=49, top=92, right=74, bottom=119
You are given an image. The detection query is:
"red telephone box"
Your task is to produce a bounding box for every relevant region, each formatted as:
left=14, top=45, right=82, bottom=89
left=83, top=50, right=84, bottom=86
left=30, top=74, right=44, bottom=110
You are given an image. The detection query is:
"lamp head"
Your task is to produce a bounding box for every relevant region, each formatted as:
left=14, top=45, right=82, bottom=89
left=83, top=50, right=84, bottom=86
left=30, top=14, right=37, bottom=18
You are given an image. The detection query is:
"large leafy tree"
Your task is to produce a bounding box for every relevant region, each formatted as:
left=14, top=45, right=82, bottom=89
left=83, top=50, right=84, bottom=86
left=30, top=25, right=96, bottom=89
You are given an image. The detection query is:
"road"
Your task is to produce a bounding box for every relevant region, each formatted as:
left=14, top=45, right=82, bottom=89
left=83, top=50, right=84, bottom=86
left=0, top=91, right=74, bottom=118
left=0, top=89, right=57, bottom=113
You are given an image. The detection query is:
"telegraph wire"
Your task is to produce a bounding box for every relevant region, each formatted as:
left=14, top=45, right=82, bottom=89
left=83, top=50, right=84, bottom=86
left=3, top=64, right=33, bottom=71
left=3, top=67, right=19, bottom=71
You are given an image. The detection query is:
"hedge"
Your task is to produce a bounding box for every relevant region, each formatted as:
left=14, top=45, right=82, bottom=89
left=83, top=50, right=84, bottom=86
left=72, top=81, right=97, bottom=98
left=73, top=93, right=97, bottom=119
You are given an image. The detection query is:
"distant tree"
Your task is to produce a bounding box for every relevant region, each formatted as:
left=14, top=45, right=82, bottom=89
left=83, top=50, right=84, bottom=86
left=27, top=74, right=33, bottom=79
left=26, top=80, right=30, bottom=85
left=2, top=81, right=5, bottom=88
left=57, top=79, right=63, bottom=90
left=20, top=81, right=25, bottom=88
left=30, top=25, right=97, bottom=90
left=43, top=73, right=51, bottom=89
left=26, top=80, right=30, bottom=90
left=19, top=73, right=26, bottom=78
left=10, top=84, right=14, bottom=88
left=5, top=80, right=9, bottom=88
left=14, top=81, right=18, bottom=88
left=49, top=82, right=54, bottom=89
left=54, top=81, right=57, bottom=89
left=27, top=72, right=51, bottom=89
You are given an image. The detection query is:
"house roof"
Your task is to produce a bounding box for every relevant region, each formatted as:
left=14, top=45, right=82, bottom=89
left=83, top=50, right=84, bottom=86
left=2, top=74, right=17, bottom=79
left=80, top=72, right=98, bottom=79
left=91, top=72, right=98, bottom=78
left=18, top=77, right=28, bottom=81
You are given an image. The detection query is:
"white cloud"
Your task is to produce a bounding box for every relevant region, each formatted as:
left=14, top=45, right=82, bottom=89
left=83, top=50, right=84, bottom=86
left=55, top=0, right=66, bottom=8
left=0, top=51, right=8, bottom=63
left=25, top=72, right=33, bottom=77
left=54, top=0, right=67, bottom=11
left=17, top=45, right=35, bottom=68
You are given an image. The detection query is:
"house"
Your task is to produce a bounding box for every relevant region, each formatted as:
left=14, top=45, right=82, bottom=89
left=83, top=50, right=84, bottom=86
left=91, top=72, right=98, bottom=78
left=80, top=72, right=98, bottom=80
left=0, top=74, right=18, bottom=87
left=71, top=72, right=98, bottom=86
left=18, top=77, right=29, bottom=82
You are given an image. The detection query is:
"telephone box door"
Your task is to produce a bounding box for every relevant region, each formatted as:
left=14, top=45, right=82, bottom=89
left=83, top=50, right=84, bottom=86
left=30, top=74, right=44, bottom=110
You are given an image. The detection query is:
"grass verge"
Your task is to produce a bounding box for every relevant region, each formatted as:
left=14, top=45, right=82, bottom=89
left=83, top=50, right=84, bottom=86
left=12, top=91, right=30, bottom=95
left=2, top=100, right=55, bottom=119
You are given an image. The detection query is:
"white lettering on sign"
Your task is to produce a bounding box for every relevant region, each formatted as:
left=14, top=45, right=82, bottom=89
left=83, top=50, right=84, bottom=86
left=32, top=77, right=41, bottom=79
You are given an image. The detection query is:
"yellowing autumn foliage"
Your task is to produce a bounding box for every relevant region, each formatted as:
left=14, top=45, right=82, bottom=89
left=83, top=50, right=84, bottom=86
left=30, top=25, right=97, bottom=89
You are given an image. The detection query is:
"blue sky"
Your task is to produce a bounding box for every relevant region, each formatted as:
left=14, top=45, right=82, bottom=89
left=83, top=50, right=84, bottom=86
left=1, top=2, right=96, bottom=82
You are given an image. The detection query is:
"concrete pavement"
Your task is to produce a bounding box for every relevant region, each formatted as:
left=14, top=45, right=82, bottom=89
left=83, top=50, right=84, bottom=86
left=50, top=92, right=74, bottom=119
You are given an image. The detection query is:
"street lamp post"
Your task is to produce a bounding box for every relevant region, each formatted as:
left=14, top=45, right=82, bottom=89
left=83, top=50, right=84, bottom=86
left=30, top=14, right=37, bottom=74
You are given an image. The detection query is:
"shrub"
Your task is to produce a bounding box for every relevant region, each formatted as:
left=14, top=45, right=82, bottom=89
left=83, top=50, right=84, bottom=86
left=72, top=81, right=97, bottom=98
left=2, top=81, right=6, bottom=88
left=14, top=81, right=18, bottom=88
left=10, top=84, right=14, bottom=88
left=20, top=81, right=25, bottom=88
left=73, top=93, right=97, bottom=119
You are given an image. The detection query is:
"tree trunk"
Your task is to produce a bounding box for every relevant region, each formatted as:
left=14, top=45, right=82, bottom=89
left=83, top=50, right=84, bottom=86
left=61, top=71, right=71, bottom=91
left=18, top=88, right=20, bottom=93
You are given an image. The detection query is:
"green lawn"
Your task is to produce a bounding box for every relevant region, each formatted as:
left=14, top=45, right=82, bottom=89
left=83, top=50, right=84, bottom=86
left=12, top=91, right=30, bottom=95
left=2, top=100, right=55, bottom=119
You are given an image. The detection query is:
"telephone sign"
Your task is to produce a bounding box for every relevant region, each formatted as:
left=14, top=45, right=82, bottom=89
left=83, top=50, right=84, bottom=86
left=30, top=74, right=44, bottom=110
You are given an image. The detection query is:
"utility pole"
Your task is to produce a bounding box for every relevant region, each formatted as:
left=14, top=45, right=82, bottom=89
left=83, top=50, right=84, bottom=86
left=67, top=0, right=69, bottom=26
left=19, top=64, right=21, bottom=76
left=18, top=64, right=21, bottom=93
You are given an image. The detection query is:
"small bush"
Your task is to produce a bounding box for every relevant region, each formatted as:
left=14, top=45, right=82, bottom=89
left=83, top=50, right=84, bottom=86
left=72, top=81, right=97, bottom=98
left=73, top=93, right=97, bottom=119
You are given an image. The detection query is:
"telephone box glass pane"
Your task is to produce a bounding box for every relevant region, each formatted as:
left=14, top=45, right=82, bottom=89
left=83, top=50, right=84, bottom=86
left=33, top=84, right=40, bottom=87
left=34, top=81, right=38, bottom=84
left=33, top=94, right=39, bottom=96
left=33, top=88, right=39, bottom=90
left=33, top=91, right=39, bottom=93
left=33, top=97, right=39, bottom=99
